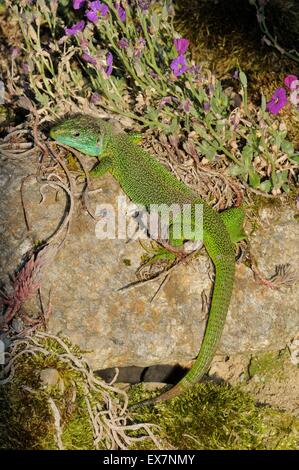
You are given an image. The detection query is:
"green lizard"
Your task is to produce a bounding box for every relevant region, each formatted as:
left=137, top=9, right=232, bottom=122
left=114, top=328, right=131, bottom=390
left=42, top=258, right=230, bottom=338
left=50, top=115, right=246, bottom=407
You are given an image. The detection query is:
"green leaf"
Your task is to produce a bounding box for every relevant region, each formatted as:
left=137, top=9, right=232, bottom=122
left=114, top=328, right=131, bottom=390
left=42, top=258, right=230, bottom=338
left=274, top=135, right=282, bottom=150
left=151, top=11, right=160, bottom=31
left=289, top=154, right=299, bottom=164
left=203, top=147, right=217, bottom=160
left=277, top=170, right=288, bottom=184
left=161, top=4, right=169, bottom=20
left=211, top=139, right=219, bottom=149
left=242, top=144, right=253, bottom=161
left=249, top=171, right=261, bottom=188
left=197, top=140, right=217, bottom=160
left=239, top=70, right=247, bottom=88
left=261, top=94, right=267, bottom=112
left=165, top=117, right=178, bottom=135
left=281, top=140, right=294, bottom=155
left=259, top=180, right=272, bottom=193
left=35, top=90, right=49, bottom=106
left=230, top=164, right=244, bottom=177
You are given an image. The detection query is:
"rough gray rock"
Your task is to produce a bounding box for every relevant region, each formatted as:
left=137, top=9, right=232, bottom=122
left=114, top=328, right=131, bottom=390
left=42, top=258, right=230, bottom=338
left=40, top=368, right=63, bottom=390
left=0, top=153, right=298, bottom=370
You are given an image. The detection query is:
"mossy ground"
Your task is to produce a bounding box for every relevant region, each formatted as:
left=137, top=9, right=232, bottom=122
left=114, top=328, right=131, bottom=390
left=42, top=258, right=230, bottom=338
left=0, top=337, right=97, bottom=449
left=129, top=382, right=299, bottom=450
left=248, top=350, right=286, bottom=380
left=1, top=337, right=298, bottom=450
left=0, top=334, right=158, bottom=450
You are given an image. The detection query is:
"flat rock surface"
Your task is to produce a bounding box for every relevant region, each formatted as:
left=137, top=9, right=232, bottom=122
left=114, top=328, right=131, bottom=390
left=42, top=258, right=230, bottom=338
left=0, top=154, right=298, bottom=369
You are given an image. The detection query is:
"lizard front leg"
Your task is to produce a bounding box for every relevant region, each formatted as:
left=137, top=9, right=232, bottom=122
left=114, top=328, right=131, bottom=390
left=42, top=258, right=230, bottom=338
left=90, top=156, right=113, bottom=178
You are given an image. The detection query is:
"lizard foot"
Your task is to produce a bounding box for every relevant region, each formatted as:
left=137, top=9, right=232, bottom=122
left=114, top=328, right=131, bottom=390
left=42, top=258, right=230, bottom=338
left=136, top=241, right=177, bottom=281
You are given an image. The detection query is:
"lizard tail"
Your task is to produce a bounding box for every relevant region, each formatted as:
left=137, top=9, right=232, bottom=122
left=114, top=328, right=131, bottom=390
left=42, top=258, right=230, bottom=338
left=130, top=210, right=235, bottom=409
left=129, top=382, right=186, bottom=410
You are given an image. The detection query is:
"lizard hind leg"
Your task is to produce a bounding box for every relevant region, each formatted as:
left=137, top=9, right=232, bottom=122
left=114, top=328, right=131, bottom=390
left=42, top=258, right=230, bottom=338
left=127, top=132, right=142, bottom=144
left=137, top=223, right=186, bottom=279
left=220, top=207, right=247, bottom=245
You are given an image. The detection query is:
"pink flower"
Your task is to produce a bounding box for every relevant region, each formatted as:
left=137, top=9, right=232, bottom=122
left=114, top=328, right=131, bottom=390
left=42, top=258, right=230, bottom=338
left=266, top=88, right=287, bottom=114
left=11, top=47, right=20, bottom=58
left=73, top=0, right=85, bottom=9
left=173, top=38, right=189, bottom=55
left=284, top=75, right=298, bottom=90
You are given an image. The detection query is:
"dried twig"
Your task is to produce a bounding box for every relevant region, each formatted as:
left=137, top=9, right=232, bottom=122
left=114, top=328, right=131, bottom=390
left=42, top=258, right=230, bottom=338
left=54, top=142, right=97, bottom=220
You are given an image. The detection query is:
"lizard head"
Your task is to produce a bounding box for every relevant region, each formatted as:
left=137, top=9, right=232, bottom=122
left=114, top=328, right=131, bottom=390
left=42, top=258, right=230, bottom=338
left=50, top=114, right=109, bottom=156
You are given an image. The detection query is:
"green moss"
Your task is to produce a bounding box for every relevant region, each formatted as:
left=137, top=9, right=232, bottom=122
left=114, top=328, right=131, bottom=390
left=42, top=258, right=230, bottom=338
left=247, top=349, right=288, bottom=381
left=129, top=382, right=299, bottom=450
left=123, top=258, right=132, bottom=266
left=1, top=335, right=298, bottom=450
left=55, top=395, right=95, bottom=451
left=66, top=154, right=80, bottom=172
left=0, top=337, right=98, bottom=449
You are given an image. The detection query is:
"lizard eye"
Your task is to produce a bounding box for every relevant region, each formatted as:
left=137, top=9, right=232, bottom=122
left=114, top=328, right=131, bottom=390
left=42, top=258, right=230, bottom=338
left=72, top=131, right=80, bottom=137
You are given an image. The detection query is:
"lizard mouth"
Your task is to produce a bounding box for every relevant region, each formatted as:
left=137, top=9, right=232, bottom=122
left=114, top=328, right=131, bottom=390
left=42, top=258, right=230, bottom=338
left=49, top=127, right=69, bottom=145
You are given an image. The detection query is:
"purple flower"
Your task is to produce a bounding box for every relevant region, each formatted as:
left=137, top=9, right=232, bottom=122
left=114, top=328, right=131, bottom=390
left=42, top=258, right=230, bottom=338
left=73, top=0, right=85, bottom=9
left=11, top=47, right=20, bottom=58
left=138, top=0, right=152, bottom=11
left=137, top=37, right=146, bottom=47
left=82, top=52, right=97, bottom=65
left=159, top=96, right=172, bottom=109
left=266, top=88, right=287, bottom=114
left=170, top=54, right=187, bottom=77
left=115, top=2, right=126, bottom=22
left=183, top=100, right=190, bottom=113
left=91, top=92, right=100, bottom=103
left=134, top=37, right=146, bottom=57
left=284, top=74, right=298, bottom=90
left=179, top=99, right=190, bottom=113
left=86, top=1, right=109, bottom=23
left=118, top=37, right=129, bottom=49
left=65, top=20, right=85, bottom=36
left=173, top=38, right=189, bottom=55
left=203, top=101, right=210, bottom=112
left=106, top=52, right=113, bottom=76
left=21, top=63, right=30, bottom=74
